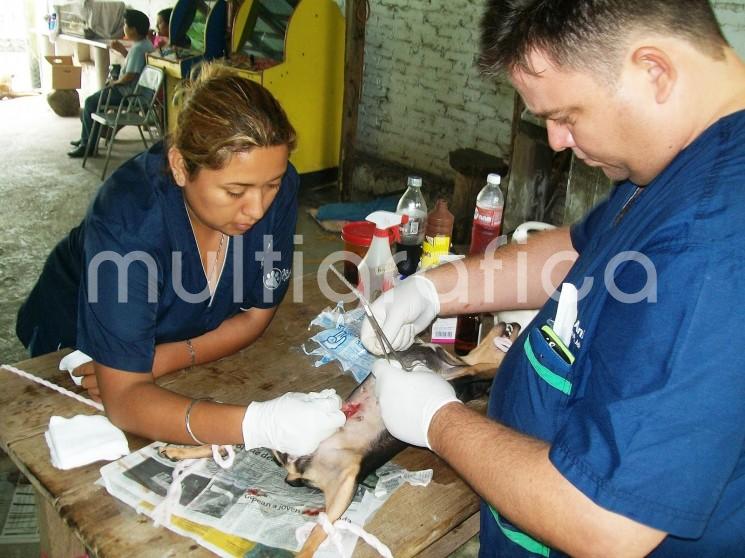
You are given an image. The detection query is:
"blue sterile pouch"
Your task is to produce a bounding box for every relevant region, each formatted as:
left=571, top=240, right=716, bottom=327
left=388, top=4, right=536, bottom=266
left=309, top=302, right=366, bottom=335
left=305, top=304, right=374, bottom=383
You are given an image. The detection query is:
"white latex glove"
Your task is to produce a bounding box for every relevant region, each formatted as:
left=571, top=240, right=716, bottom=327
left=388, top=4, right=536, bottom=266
left=242, top=389, right=346, bottom=455
left=59, top=350, right=92, bottom=386
left=373, top=359, right=461, bottom=449
left=361, top=275, right=440, bottom=354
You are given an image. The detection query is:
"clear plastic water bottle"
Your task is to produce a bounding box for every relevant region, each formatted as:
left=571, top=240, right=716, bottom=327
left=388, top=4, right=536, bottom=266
left=49, top=11, right=60, bottom=40
left=470, top=173, right=504, bottom=255
left=395, top=176, right=427, bottom=276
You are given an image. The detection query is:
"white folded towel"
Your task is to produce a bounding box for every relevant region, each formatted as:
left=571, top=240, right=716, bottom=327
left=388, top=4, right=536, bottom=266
left=45, top=415, right=129, bottom=470
left=59, top=350, right=93, bottom=386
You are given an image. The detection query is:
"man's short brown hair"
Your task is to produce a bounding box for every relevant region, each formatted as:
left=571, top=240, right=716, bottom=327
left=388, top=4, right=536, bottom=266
left=480, top=0, right=728, bottom=79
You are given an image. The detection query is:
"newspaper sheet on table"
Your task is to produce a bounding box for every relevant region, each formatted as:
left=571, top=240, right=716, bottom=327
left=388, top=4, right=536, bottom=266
left=100, top=442, right=403, bottom=558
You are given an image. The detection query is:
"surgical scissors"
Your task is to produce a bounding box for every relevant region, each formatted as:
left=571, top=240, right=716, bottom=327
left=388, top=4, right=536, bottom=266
left=329, top=265, right=412, bottom=371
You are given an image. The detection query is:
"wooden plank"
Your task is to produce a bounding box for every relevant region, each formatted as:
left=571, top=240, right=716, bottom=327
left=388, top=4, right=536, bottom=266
left=415, top=513, right=480, bottom=558
left=355, top=448, right=480, bottom=558
left=0, top=352, right=100, bottom=449
left=37, top=492, right=87, bottom=558
left=6, top=431, right=150, bottom=505
left=54, top=481, right=213, bottom=558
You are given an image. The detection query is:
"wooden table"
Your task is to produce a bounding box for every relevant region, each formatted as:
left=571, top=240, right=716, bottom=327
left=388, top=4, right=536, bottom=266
left=0, top=273, right=480, bottom=557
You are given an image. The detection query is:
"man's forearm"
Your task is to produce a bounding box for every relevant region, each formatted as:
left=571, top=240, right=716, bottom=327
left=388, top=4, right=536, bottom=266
left=427, top=227, right=577, bottom=315
left=428, top=403, right=666, bottom=557
left=110, top=44, right=128, bottom=57
left=112, top=72, right=137, bottom=87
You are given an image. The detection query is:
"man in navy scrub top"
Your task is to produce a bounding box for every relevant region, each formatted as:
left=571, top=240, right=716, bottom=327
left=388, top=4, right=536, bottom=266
left=361, top=1, right=745, bottom=556
left=17, top=63, right=345, bottom=457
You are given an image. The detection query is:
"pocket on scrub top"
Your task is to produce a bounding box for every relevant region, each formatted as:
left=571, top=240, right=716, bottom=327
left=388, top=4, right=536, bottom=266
left=524, top=325, right=575, bottom=405
left=488, top=505, right=552, bottom=557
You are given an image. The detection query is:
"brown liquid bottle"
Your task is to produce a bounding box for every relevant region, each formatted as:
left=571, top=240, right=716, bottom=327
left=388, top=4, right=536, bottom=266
left=419, top=199, right=454, bottom=269
left=455, top=314, right=482, bottom=355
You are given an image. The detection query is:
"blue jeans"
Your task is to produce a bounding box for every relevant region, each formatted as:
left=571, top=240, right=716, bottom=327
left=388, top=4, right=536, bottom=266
left=80, top=86, right=124, bottom=144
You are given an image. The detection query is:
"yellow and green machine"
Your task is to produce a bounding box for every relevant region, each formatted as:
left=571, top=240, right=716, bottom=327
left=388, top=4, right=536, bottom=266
left=148, top=0, right=345, bottom=175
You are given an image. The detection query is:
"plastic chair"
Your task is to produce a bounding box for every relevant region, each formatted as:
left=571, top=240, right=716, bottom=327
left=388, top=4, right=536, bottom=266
left=83, top=65, right=165, bottom=180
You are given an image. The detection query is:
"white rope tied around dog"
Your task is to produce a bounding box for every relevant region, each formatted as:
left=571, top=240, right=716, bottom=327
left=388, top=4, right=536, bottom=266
left=151, top=448, right=233, bottom=526
left=1, top=364, right=104, bottom=412
left=296, top=512, right=393, bottom=558
left=152, top=458, right=199, bottom=526
left=211, top=444, right=235, bottom=469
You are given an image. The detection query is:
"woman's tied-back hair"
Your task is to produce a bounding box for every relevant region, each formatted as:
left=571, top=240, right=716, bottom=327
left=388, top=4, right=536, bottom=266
left=170, top=62, right=297, bottom=177
left=479, top=0, right=729, bottom=80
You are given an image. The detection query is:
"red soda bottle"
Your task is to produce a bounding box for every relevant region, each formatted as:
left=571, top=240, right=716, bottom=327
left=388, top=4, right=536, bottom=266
left=469, top=173, right=504, bottom=255
left=454, top=173, right=504, bottom=355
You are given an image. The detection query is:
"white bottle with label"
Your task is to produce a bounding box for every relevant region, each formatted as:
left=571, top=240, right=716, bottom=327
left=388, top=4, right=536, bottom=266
left=356, top=211, right=407, bottom=303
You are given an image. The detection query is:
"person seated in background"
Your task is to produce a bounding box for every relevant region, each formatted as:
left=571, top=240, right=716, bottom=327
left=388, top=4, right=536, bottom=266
left=68, top=9, right=154, bottom=158
left=151, top=8, right=171, bottom=49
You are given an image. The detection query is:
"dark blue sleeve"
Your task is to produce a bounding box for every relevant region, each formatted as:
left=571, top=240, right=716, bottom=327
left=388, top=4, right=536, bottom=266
left=570, top=197, right=610, bottom=253
left=549, top=240, right=745, bottom=537
left=76, top=214, right=160, bottom=372
left=241, top=164, right=299, bottom=310
left=570, top=182, right=636, bottom=253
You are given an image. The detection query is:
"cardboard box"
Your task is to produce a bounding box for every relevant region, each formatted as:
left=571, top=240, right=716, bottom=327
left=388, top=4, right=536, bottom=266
left=44, top=56, right=82, bottom=90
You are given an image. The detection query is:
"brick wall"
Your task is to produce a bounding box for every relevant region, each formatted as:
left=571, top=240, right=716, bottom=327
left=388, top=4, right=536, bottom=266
left=714, top=0, right=745, bottom=55
left=356, top=0, right=513, bottom=190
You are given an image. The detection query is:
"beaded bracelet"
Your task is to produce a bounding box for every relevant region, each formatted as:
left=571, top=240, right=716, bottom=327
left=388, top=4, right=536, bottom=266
left=185, top=397, right=210, bottom=445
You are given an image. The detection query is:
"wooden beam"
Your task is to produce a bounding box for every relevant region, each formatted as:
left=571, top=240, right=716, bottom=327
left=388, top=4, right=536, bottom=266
left=338, top=0, right=368, bottom=201
left=509, top=89, right=525, bottom=161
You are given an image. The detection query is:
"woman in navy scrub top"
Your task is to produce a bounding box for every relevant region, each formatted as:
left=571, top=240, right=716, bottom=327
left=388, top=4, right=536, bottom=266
left=17, top=64, right=345, bottom=456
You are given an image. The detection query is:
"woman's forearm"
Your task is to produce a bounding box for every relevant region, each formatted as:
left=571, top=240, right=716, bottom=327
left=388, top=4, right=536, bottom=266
left=151, top=306, right=277, bottom=378
left=97, top=308, right=278, bottom=443
left=96, top=365, right=246, bottom=444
